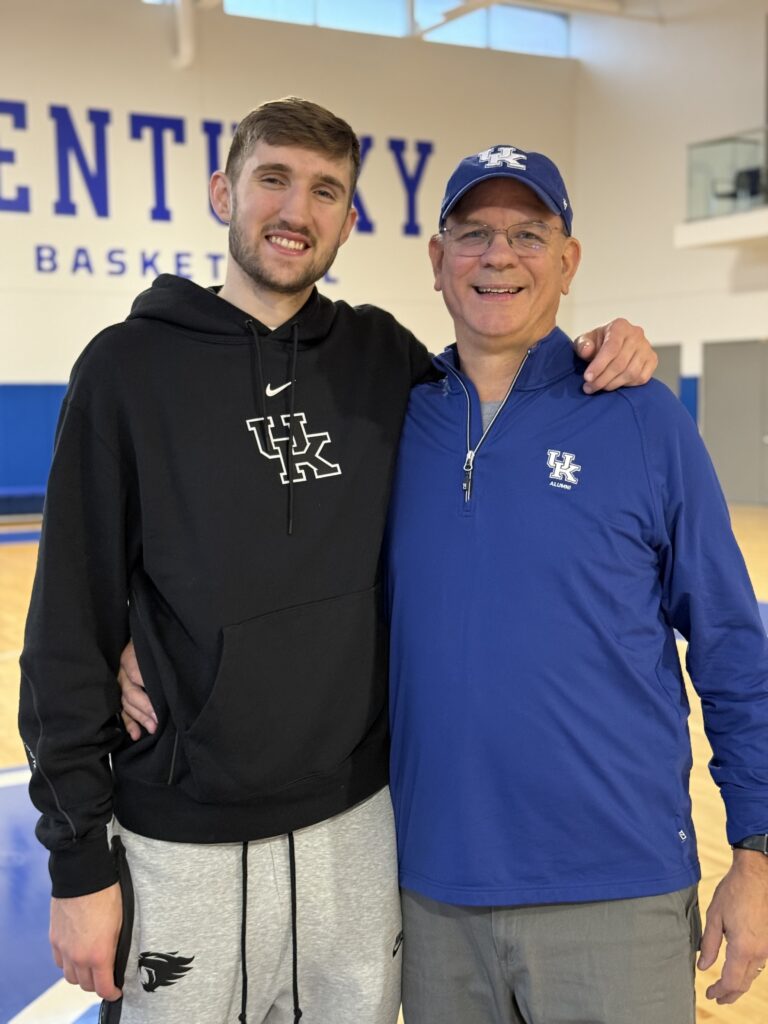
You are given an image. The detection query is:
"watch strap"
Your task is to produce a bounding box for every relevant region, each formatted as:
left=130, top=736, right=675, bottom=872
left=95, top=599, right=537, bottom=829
left=732, top=834, right=768, bottom=854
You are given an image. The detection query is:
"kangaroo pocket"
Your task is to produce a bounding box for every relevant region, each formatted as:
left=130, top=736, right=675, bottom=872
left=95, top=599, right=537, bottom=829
left=183, top=586, right=387, bottom=802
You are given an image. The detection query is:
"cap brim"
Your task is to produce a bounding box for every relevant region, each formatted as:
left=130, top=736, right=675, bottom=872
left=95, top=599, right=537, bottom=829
left=440, top=170, right=564, bottom=229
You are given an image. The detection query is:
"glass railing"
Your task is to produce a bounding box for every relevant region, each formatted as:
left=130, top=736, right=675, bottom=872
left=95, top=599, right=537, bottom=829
left=687, top=127, right=767, bottom=220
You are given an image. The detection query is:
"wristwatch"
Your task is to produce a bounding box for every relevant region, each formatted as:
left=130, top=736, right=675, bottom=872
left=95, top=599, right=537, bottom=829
left=732, top=834, right=768, bottom=854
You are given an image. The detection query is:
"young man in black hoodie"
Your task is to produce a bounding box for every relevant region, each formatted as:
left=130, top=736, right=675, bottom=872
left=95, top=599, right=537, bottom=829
left=20, top=97, right=656, bottom=1024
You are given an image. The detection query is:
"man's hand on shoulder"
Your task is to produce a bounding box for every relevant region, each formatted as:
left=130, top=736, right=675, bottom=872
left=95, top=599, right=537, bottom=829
left=51, top=882, right=123, bottom=1000
left=574, top=318, right=657, bottom=394
left=698, top=849, right=768, bottom=1003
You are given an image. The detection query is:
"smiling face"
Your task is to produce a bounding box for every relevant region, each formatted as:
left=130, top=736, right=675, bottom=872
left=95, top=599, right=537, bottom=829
left=429, top=178, right=581, bottom=357
left=211, top=140, right=358, bottom=300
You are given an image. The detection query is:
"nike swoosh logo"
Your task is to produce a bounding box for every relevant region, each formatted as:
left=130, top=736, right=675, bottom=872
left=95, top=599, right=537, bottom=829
left=266, top=381, right=292, bottom=397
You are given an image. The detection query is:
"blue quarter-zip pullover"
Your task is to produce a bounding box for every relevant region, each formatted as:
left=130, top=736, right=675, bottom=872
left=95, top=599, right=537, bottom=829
left=386, top=328, right=768, bottom=906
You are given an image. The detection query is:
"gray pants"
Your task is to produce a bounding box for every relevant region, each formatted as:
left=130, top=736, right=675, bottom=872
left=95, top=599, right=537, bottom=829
left=401, top=886, right=702, bottom=1024
left=111, top=788, right=401, bottom=1024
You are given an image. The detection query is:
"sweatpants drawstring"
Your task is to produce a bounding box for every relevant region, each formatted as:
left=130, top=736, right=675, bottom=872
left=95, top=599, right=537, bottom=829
left=236, top=834, right=301, bottom=1022
left=288, top=832, right=303, bottom=1021
left=239, top=841, right=249, bottom=1023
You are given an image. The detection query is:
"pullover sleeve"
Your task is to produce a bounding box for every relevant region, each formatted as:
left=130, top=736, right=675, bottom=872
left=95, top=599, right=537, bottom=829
left=19, top=369, right=135, bottom=898
left=636, top=385, right=768, bottom=843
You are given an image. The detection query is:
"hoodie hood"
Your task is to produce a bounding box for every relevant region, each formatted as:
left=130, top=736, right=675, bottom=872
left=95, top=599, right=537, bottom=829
left=433, top=327, right=585, bottom=394
left=127, top=273, right=337, bottom=347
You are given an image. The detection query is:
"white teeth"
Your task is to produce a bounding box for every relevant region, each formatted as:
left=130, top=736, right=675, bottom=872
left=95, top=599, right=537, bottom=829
left=477, top=287, right=521, bottom=294
left=268, top=236, right=307, bottom=251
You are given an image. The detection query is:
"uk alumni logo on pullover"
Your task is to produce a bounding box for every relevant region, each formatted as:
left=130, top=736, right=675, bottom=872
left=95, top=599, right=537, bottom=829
left=547, top=449, right=581, bottom=488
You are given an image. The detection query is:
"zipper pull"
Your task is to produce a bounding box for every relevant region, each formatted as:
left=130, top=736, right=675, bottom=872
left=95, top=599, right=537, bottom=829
left=462, top=450, right=475, bottom=502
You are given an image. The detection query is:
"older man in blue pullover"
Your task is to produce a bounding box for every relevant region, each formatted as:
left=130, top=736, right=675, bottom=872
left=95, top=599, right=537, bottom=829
left=384, top=146, right=768, bottom=1023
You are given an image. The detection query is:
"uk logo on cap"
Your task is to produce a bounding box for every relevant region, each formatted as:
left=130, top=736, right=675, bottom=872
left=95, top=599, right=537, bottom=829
left=477, top=147, right=528, bottom=171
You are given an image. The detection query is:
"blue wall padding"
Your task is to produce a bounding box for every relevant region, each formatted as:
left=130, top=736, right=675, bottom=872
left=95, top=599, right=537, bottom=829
left=679, top=376, right=698, bottom=423
left=0, top=385, right=67, bottom=507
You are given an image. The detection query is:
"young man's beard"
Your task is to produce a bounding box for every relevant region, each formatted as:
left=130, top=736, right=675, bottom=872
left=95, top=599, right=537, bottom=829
left=228, top=210, right=340, bottom=296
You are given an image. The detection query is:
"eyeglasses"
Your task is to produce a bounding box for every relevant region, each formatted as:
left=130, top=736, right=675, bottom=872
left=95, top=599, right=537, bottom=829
left=439, top=220, right=563, bottom=257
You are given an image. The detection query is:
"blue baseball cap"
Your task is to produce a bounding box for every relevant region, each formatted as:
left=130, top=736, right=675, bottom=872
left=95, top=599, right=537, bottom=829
left=439, top=145, right=573, bottom=235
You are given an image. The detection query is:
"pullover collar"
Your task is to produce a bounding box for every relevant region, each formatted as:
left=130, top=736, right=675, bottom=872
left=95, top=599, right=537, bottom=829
left=433, top=327, right=583, bottom=395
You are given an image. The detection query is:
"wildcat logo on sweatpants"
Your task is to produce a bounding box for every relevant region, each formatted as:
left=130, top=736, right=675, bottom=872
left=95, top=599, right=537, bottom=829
left=138, top=951, right=195, bottom=992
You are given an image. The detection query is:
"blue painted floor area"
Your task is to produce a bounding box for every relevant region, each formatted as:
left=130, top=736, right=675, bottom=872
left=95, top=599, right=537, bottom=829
left=0, top=774, right=59, bottom=1021
left=72, top=1009, right=100, bottom=1023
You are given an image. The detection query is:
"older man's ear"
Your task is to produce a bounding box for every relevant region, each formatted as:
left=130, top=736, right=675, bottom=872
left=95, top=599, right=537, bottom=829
left=428, top=235, right=445, bottom=293
left=559, top=235, right=581, bottom=296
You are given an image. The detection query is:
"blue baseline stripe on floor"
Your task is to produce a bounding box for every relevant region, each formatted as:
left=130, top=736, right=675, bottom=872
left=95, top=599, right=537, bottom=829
left=0, top=531, right=41, bottom=544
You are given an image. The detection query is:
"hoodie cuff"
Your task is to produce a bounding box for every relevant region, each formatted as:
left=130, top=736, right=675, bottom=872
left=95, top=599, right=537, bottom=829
left=49, top=832, right=118, bottom=898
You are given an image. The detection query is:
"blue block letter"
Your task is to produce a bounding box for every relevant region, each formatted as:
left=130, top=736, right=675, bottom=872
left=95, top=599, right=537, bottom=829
left=388, top=139, right=434, bottom=237
left=71, top=247, right=94, bottom=274
left=206, top=252, right=224, bottom=279
left=50, top=106, right=111, bottom=217
left=35, top=245, right=57, bottom=272
left=353, top=135, right=375, bottom=234
left=130, top=114, right=185, bottom=222
left=141, top=251, right=160, bottom=276
left=107, top=248, right=127, bottom=276
left=175, top=251, right=192, bottom=278
left=0, top=100, right=31, bottom=213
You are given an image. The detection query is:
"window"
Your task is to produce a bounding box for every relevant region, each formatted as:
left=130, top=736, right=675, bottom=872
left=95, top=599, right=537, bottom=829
left=145, top=1, right=570, bottom=58
left=418, top=3, right=569, bottom=56
left=488, top=5, right=569, bottom=57
left=315, top=0, right=408, bottom=36
left=223, top=0, right=313, bottom=26
left=224, top=0, right=406, bottom=35
left=419, top=7, right=488, bottom=49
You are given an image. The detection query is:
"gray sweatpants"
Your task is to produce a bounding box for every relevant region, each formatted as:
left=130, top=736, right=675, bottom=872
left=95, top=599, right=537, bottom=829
left=401, top=885, right=702, bottom=1024
left=110, top=787, right=401, bottom=1024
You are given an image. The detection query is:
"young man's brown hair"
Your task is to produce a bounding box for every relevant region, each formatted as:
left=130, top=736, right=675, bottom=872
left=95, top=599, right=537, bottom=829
left=225, top=96, right=361, bottom=200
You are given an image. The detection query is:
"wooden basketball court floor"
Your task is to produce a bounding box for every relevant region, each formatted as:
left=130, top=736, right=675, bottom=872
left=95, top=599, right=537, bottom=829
left=1, top=508, right=767, bottom=1023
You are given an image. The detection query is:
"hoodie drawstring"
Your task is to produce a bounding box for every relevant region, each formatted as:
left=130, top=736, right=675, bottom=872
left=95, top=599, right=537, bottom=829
left=246, top=322, right=269, bottom=450
left=246, top=319, right=299, bottom=537
left=239, top=841, right=249, bottom=1023
left=286, top=324, right=299, bottom=537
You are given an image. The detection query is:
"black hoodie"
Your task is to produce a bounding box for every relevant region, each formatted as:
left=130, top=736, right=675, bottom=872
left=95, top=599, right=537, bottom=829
left=20, top=274, right=433, bottom=897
